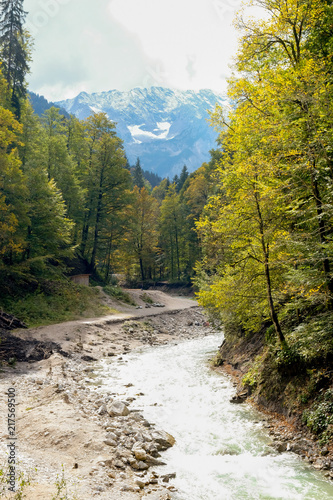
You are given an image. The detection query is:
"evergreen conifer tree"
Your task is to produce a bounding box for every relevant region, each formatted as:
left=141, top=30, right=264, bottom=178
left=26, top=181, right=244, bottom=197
left=132, top=157, right=145, bottom=188
left=178, top=165, right=189, bottom=191
left=0, top=0, right=29, bottom=117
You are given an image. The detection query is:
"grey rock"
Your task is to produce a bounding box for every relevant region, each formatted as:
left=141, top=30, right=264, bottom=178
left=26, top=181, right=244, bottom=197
left=274, top=442, right=287, bottom=453
left=105, top=432, right=118, bottom=441
left=114, top=460, right=126, bottom=469
left=97, top=404, right=108, bottom=415
left=151, top=430, right=175, bottom=450
left=94, top=456, right=113, bottom=467
left=104, top=439, right=117, bottom=447
left=107, top=400, right=130, bottom=417
left=162, top=473, right=176, bottom=483
left=135, top=479, right=146, bottom=489
left=131, top=460, right=149, bottom=471
left=120, top=485, right=137, bottom=492
left=230, top=391, right=248, bottom=404
left=133, top=447, right=147, bottom=461
left=145, top=455, right=166, bottom=466
left=142, top=493, right=171, bottom=500
left=289, top=439, right=312, bottom=455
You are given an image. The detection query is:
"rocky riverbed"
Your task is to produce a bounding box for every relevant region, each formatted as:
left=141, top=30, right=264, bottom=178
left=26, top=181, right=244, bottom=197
left=0, top=292, right=212, bottom=499
left=1, top=289, right=332, bottom=499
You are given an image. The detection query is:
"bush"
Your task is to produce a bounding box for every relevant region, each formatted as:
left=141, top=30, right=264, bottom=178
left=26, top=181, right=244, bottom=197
left=140, top=293, right=154, bottom=304
left=0, top=281, right=110, bottom=327
left=103, top=285, right=136, bottom=306
left=274, top=345, right=305, bottom=375
left=302, top=389, right=333, bottom=443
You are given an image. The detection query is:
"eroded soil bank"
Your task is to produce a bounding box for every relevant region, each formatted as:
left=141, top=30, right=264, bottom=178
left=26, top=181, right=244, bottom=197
left=216, top=331, right=333, bottom=482
left=0, top=291, right=214, bottom=499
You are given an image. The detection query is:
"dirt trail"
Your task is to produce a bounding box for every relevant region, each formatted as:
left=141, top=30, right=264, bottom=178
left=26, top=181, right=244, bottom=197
left=0, top=291, right=213, bottom=500
left=10, top=289, right=196, bottom=347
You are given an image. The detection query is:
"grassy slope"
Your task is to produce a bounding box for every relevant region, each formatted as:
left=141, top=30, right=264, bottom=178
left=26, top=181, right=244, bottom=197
left=0, top=279, right=133, bottom=327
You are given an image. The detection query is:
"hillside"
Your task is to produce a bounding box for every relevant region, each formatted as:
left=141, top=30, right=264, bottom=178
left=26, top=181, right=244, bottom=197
left=28, top=91, right=69, bottom=118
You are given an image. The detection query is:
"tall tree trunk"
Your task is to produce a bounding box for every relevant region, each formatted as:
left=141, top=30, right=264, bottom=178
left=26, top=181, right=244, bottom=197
left=311, top=170, right=333, bottom=309
left=170, top=235, right=174, bottom=280
left=80, top=197, right=93, bottom=256
left=104, top=232, right=113, bottom=282
left=173, top=214, right=180, bottom=280
left=263, top=244, right=286, bottom=345
left=139, top=255, right=145, bottom=281
left=254, top=189, right=286, bottom=346
left=90, top=168, right=104, bottom=271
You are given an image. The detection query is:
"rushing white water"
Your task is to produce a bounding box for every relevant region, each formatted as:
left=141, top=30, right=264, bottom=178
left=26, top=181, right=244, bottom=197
left=97, top=333, right=333, bottom=499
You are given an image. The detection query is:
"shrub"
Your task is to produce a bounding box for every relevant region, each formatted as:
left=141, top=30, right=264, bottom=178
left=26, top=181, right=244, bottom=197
left=103, top=285, right=136, bottom=305
left=302, top=389, right=333, bottom=443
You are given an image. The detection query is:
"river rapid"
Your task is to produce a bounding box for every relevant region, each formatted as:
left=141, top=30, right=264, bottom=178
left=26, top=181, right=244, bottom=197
left=98, top=332, right=333, bottom=500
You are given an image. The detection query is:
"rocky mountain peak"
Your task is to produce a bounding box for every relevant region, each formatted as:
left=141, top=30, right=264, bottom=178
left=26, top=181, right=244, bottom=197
left=56, top=87, right=227, bottom=177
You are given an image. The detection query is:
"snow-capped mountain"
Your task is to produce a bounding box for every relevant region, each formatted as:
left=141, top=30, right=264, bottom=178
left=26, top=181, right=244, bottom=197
left=56, top=87, right=227, bottom=177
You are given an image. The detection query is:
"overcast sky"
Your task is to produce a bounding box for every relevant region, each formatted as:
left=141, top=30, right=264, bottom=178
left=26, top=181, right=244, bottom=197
left=25, top=0, right=243, bottom=102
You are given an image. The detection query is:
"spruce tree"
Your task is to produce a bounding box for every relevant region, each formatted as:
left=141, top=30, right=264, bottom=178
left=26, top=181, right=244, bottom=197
left=178, top=165, right=189, bottom=191
left=0, top=0, right=29, bottom=117
left=132, top=157, right=145, bottom=189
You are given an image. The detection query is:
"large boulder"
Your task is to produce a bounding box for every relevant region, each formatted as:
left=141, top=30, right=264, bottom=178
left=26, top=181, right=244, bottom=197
left=107, top=400, right=130, bottom=417
left=151, top=430, right=175, bottom=451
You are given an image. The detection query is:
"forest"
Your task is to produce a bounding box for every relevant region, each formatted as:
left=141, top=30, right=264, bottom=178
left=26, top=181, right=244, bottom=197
left=0, top=0, right=333, bottom=450
left=1, top=0, right=333, bottom=356
left=0, top=3, right=215, bottom=318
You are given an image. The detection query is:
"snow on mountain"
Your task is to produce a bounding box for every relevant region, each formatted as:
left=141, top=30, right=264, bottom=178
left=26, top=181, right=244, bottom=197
left=56, top=87, right=227, bottom=178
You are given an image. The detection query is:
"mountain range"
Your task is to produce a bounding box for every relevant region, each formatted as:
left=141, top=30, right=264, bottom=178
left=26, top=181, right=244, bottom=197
left=54, top=87, right=227, bottom=178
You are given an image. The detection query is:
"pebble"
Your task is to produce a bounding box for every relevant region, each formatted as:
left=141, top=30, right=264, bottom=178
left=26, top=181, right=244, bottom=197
left=104, top=439, right=117, bottom=447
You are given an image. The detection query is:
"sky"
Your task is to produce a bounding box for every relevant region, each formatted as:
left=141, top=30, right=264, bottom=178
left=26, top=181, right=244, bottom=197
left=25, top=0, right=244, bottom=102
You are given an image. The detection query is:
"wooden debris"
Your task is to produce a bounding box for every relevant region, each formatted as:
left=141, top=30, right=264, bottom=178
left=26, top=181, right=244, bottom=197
left=0, top=311, right=27, bottom=330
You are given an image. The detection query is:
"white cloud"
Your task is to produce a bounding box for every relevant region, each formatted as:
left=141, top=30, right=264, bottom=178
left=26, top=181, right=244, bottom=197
left=109, top=0, right=239, bottom=92
left=25, top=0, right=241, bottom=101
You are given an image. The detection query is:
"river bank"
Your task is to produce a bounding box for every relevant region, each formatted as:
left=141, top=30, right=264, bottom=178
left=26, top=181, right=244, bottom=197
left=216, top=333, right=333, bottom=483
left=1, top=290, right=333, bottom=498
left=0, top=291, right=213, bottom=499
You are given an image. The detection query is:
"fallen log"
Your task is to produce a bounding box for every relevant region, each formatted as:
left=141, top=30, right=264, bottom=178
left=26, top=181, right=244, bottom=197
left=0, top=311, right=27, bottom=330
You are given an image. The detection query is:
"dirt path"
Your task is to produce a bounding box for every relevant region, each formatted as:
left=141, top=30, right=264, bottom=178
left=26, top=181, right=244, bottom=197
left=9, top=289, right=196, bottom=348
left=0, top=291, right=213, bottom=499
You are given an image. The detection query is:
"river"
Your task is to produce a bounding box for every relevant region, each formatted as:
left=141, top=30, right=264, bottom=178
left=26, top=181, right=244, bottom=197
left=98, top=332, right=333, bottom=499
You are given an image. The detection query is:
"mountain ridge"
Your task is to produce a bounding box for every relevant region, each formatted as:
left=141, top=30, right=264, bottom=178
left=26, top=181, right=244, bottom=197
left=55, top=87, right=227, bottom=177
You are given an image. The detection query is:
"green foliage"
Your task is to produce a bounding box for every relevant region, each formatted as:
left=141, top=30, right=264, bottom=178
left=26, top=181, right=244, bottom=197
left=132, top=157, right=145, bottom=189
left=0, top=0, right=30, bottom=117
left=140, top=292, right=154, bottom=304
left=51, top=465, right=78, bottom=500
left=274, top=345, right=305, bottom=375
left=159, top=183, right=191, bottom=280
left=242, top=353, right=266, bottom=389
left=103, top=285, right=136, bottom=305
left=79, top=112, right=131, bottom=274
left=210, top=351, right=224, bottom=367
left=302, top=389, right=333, bottom=443
left=0, top=462, right=34, bottom=499
left=286, top=312, right=333, bottom=366
left=121, top=186, right=160, bottom=281
left=0, top=280, right=110, bottom=327
left=194, top=0, right=333, bottom=346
